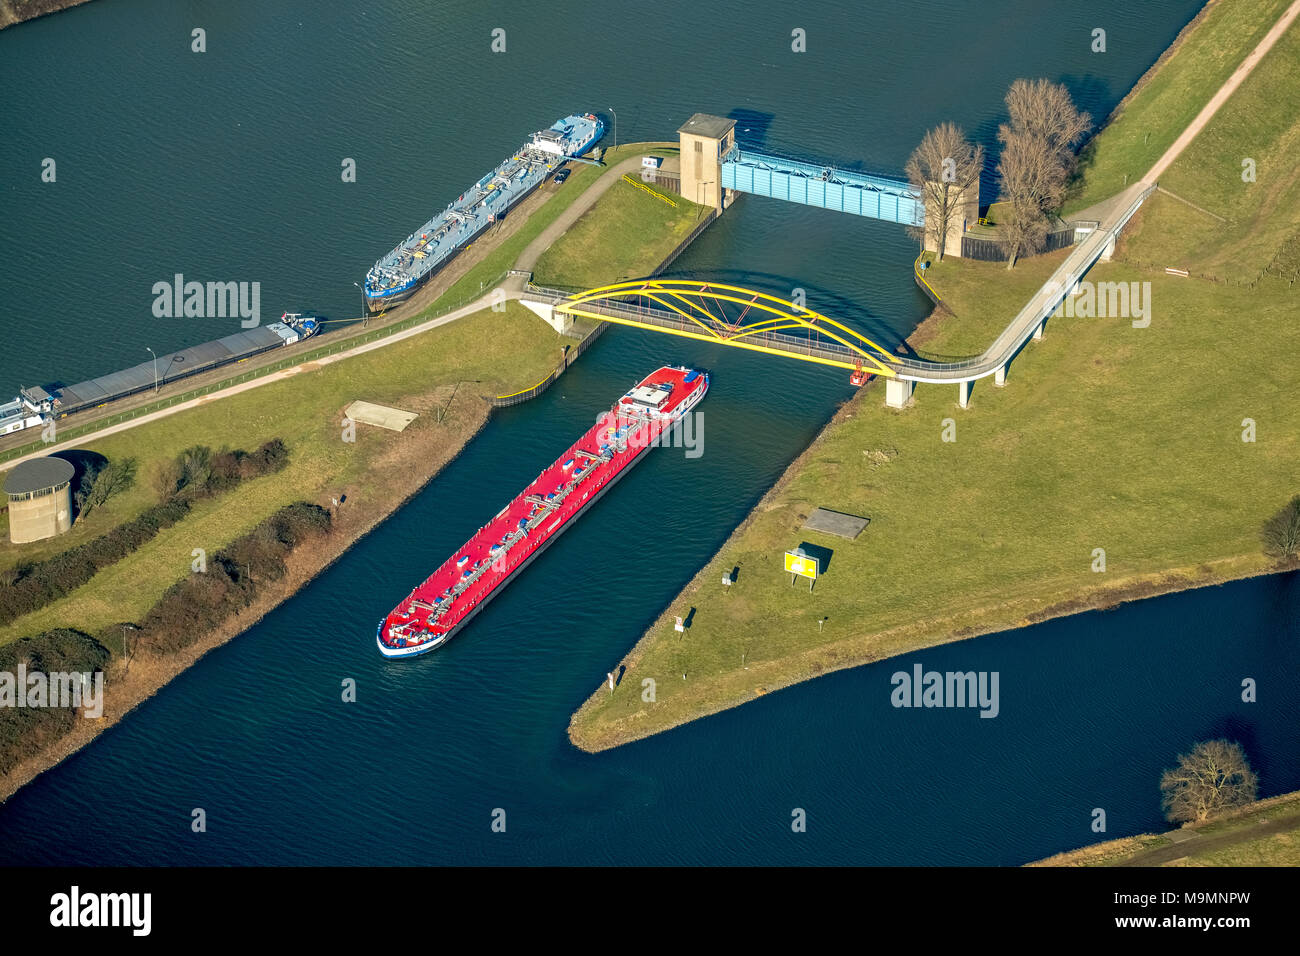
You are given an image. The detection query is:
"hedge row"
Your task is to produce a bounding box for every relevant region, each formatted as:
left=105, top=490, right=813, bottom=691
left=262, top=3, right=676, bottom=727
left=138, top=502, right=332, bottom=656
left=0, top=499, right=191, bottom=625
left=0, top=628, right=109, bottom=776
left=0, top=501, right=331, bottom=777
left=0, top=439, right=291, bottom=626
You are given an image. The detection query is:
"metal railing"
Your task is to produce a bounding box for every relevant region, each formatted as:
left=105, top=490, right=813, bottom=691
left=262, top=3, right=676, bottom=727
left=525, top=183, right=1157, bottom=386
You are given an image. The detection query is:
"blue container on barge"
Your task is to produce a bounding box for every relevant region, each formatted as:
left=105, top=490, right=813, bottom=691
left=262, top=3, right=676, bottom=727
left=362, top=113, right=604, bottom=313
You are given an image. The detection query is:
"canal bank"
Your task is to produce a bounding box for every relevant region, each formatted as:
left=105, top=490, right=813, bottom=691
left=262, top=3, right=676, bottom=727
left=0, top=150, right=709, bottom=801
left=568, top=0, right=1300, bottom=754
left=8, top=0, right=1275, bottom=866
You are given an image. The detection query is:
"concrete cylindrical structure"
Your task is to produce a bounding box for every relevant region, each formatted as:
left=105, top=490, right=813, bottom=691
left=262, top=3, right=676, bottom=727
left=5, top=457, right=75, bottom=544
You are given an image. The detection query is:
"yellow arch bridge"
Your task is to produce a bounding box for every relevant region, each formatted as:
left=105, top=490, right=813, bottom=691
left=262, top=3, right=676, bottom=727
left=540, top=279, right=901, bottom=378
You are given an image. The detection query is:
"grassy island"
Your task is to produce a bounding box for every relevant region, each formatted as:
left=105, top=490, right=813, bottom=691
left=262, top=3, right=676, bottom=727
left=569, top=4, right=1300, bottom=752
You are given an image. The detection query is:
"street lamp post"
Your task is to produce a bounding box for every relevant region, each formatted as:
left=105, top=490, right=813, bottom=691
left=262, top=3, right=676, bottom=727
left=145, top=347, right=158, bottom=392
left=608, top=106, right=617, bottom=150
left=353, top=282, right=369, bottom=327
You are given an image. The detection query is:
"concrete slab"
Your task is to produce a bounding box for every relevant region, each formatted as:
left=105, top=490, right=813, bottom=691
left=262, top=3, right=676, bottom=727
left=345, top=400, right=418, bottom=432
left=802, top=508, right=870, bottom=540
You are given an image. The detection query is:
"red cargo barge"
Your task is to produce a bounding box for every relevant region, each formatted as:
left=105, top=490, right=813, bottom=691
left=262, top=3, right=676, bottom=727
left=377, top=365, right=708, bottom=658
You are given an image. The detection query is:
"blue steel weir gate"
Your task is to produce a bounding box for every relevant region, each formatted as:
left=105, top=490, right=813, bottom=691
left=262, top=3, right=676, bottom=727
left=720, top=145, right=924, bottom=226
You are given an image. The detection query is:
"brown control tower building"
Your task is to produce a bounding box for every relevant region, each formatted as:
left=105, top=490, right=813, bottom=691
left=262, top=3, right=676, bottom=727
left=677, top=113, right=737, bottom=213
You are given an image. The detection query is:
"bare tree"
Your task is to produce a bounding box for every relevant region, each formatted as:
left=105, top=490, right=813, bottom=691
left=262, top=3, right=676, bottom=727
left=995, top=79, right=1092, bottom=268
left=1004, top=78, right=1092, bottom=171
left=996, top=128, right=1065, bottom=268
left=1160, top=739, right=1258, bottom=825
left=905, top=123, right=984, bottom=261
left=1261, top=495, right=1300, bottom=559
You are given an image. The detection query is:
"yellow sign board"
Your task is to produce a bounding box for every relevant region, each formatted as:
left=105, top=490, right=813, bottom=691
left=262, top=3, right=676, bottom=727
left=784, top=550, right=819, bottom=579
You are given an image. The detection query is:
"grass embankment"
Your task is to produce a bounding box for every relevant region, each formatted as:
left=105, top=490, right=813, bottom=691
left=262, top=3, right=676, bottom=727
left=0, top=304, right=560, bottom=648
left=1033, top=790, right=1300, bottom=866
left=1116, top=16, right=1300, bottom=286
left=532, top=175, right=706, bottom=289
left=439, top=144, right=679, bottom=302
left=569, top=3, right=1300, bottom=753
left=1065, top=0, right=1291, bottom=215
left=569, top=260, right=1298, bottom=751
left=0, top=142, right=701, bottom=644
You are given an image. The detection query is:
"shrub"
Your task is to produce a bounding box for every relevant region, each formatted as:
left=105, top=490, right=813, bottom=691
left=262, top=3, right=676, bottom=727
left=0, top=628, right=109, bottom=775
left=135, top=502, right=330, bottom=656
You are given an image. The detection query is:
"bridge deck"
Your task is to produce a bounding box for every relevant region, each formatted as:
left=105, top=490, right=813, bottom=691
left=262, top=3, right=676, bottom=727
left=721, top=147, right=924, bottom=226
left=526, top=181, right=1155, bottom=385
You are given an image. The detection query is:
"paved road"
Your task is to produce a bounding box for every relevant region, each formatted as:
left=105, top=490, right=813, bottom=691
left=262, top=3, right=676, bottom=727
left=0, top=291, right=506, bottom=473
left=893, top=182, right=1153, bottom=383
left=511, top=152, right=668, bottom=280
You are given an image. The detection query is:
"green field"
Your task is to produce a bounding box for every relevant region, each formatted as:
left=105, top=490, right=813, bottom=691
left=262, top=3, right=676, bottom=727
left=438, top=144, right=680, bottom=304
left=1065, top=0, right=1291, bottom=215
left=0, top=304, right=561, bottom=647
left=532, top=176, right=706, bottom=289
left=570, top=259, right=1298, bottom=750
left=570, top=3, right=1300, bottom=752
left=1117, top=17, right=1300, bottom=285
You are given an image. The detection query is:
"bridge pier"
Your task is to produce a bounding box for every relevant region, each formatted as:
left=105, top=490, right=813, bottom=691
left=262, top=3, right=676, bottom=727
left=1033, top=320, right=1044, bottom=341
left=885, top=377, right=913, bottom=409
left=957, top=379, right=972, bottom=408
left=994, top=364, right=1007, bottom=387
left=521, top=298, right=573, bottom=335
left=1100, top=234, right=1117, bottom=262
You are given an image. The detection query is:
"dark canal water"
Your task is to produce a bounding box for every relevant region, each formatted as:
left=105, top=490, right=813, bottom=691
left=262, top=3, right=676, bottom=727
left=5, top=0, right=1292, bottom=866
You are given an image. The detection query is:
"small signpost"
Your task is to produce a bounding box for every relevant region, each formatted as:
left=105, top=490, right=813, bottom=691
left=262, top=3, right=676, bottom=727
left=784, top=548, right=819, bottom=591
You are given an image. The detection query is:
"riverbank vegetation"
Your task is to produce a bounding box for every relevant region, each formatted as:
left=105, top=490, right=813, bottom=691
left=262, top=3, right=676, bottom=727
left=0, top=440, right=288, bottom=628
left=532, top=174, right=706, bottom=289
left=0, top=304, right=560, bottom=650
left=1065, top=0, right=1293, bottom=214
left=0, top=0, right=93, bottom=31
left=0, top=628, right=107, bottom=775
left=0, top=501, right=329, bottom=778
left=569, top=0, right=1300, bottom=753
left=1033, top=789, right=1300, bottom=867
left=1160, top=739, right=1258, bottom=825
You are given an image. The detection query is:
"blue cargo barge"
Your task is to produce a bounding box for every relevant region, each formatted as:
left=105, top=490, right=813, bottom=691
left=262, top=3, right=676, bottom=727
left=362, top=113, right=604, bottom=313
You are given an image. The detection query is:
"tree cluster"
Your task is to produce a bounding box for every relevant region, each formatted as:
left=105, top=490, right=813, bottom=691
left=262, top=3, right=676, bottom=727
left=1261, top=495, right=1300, bottom=559
left=995, top=78, right=1091, bottom=268
left=0, top=628, right=109, bottom=775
